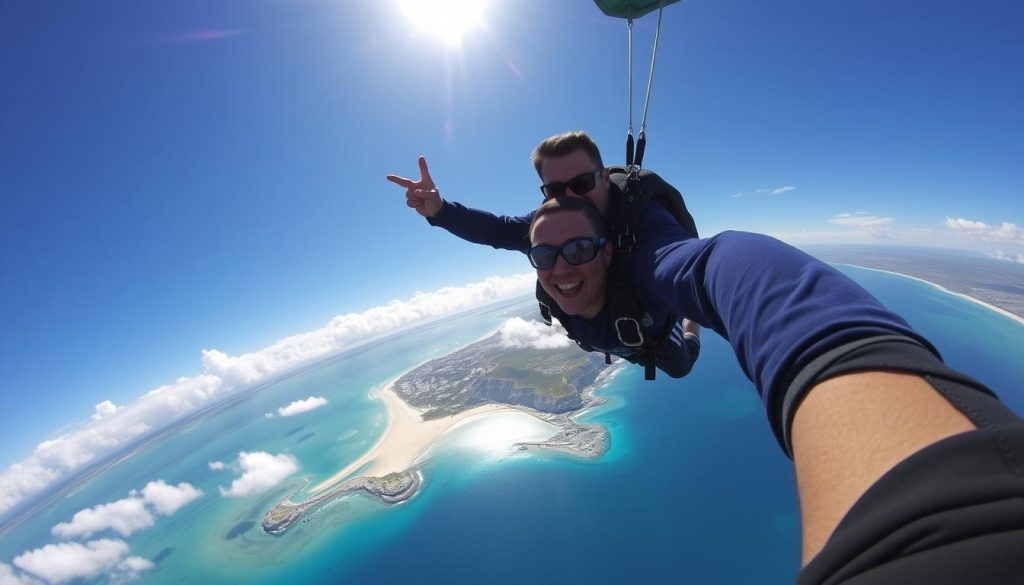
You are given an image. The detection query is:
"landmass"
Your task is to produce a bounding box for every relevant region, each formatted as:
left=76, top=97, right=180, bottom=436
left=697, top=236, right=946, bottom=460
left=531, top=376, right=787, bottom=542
left=803, top=245, right=1024, bottom=320
left=263, top=471, right=420, bottom=535
left=262, top=325, right=612, bottom=534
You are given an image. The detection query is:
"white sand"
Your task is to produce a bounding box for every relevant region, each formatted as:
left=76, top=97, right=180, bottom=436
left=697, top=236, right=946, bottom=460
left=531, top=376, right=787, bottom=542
left=855, top=266, right=1024, bottom=327
left=310, top=382, right=518, bottom=493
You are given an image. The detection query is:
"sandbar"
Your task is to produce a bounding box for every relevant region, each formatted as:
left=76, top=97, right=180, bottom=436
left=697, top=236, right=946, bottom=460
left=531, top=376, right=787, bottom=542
left=309, top=381, right=519, bottom=493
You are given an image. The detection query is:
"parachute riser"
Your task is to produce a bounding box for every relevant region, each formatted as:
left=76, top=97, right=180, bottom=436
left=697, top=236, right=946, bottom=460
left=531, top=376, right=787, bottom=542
left=623, top=0, right=666, bottom=173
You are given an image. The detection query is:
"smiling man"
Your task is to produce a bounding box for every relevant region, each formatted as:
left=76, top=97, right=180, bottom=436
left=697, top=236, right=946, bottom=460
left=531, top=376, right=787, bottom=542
left=387, top=130, right=701, bottom=379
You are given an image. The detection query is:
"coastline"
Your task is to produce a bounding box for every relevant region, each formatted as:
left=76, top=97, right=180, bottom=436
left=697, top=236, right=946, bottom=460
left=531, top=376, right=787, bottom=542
left=844, top=265, right=1024, bottom=327
left=309, top=381, right=520, bottom=494
left=263, top=358, right=615, bottom=533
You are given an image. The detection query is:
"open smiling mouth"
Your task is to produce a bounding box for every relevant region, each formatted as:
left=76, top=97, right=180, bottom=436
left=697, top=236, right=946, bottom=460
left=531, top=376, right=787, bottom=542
left=556, top=281, right=582, bottom=296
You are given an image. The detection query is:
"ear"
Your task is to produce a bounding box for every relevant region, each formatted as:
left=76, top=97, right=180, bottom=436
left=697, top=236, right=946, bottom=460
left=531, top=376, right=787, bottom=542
left=601, top=168, right=612, bottom=186
left=600, top=241, right=613, bottom=267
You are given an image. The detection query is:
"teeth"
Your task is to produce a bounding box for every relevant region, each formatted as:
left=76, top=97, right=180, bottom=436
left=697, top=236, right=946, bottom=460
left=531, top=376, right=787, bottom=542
left=556, top=282, right=581, bottom=292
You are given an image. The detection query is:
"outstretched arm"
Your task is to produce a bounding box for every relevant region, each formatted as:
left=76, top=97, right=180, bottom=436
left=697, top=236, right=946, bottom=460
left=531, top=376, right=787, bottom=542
left=386, top=156, right=534, bottom=252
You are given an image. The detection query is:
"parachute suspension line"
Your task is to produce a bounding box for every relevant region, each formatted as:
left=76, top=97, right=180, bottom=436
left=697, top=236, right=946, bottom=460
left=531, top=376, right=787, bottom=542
left=635, top=0, right=667, bottom=170
left=625, top=14, right=635, bottom=168
left=623, top=0, right=668, bottom=173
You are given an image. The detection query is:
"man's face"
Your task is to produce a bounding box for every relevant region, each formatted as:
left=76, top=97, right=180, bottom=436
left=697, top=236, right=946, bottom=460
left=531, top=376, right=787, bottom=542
left=530, top=210, right=611, bottom=320
left=539, top=149, right=611, bottom=215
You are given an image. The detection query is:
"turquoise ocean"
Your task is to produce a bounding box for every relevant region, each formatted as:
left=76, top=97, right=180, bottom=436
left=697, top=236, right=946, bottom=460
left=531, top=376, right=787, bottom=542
left=3, top=266, right=1023, bottom=584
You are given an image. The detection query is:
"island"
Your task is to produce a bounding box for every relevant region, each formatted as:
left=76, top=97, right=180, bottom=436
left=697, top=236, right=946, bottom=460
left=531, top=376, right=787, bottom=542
left=262, top=321, right=614, bottom=534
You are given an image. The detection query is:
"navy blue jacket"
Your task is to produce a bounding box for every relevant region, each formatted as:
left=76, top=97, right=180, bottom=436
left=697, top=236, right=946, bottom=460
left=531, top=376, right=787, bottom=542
left=428, top=196, right=934, bottom=445
left=428, top=200, right=699, bottom=378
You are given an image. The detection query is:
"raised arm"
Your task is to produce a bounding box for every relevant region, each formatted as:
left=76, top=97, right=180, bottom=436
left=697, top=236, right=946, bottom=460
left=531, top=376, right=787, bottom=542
left=387, top=156, right=534, bottom=252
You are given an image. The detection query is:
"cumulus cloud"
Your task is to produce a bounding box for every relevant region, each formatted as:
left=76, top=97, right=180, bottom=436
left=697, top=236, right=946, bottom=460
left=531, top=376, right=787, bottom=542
left=140, top=480, right=202, bottom=516
left=219, top=451, right=299, bottom=497
left=52, top=498, right=153, bottom=539
left=827, top=212, right=894, bottom=227
left=277, top=396, right=328, bottom=417
left=987, top=250, right=1024, bottom=265
left=208, top=461, right=225, bottom=471
left=731, top=185, right=796, bottom=198
left=91, top=401, right=121, bottom=421
left=0, top=563, right=43, bottom=585
left=12, top=539, right=152, bottom=585
left=945, top=217, right=1024, bottom=244
left=51, top=480, right=201, bottom=539
left=499, top=317, right=572, bottom=350
left=0, top=273, right=533, bottom=516
left=12, top=540, right=151, bottom=585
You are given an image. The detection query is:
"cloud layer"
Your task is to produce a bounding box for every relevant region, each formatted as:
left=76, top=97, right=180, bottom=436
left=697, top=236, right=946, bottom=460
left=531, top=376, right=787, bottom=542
left=219, top=451, right=299, bottom=497
left=0, top=273, right=533, bottom=517
left=731, top=185, right=796, bottom=198
left=945, top=218, right=1024, bottom=244
left=51, top=481, right=202, bottom=539
left=827, top=212, right=894, bottom=227
left=3, top=479, right=200, bottom=584
left=12, top=539, right=152, bottom=584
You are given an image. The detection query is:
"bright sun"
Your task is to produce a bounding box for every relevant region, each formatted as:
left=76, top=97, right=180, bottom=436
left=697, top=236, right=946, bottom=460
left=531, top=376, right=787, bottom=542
left=399, top=0, right=488, bottom=45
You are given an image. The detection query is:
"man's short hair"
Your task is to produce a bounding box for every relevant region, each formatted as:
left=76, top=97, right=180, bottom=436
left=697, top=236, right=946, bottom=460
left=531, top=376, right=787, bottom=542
left=531, top=131, right=605, bottom=177
left=529, top=196, right=608, bottom=240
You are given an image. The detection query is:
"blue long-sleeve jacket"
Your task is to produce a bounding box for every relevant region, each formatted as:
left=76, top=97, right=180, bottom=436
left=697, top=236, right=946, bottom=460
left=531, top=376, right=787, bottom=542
left=430, top=195, right=935, bottom=446
left=631, top=204, right=935, bottom=442
left=427, top=199, right=698, bottom=378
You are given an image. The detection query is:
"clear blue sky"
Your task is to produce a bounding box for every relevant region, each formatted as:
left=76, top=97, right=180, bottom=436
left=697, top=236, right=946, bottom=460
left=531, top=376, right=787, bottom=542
left=1, top=0, right=1022, bottom=482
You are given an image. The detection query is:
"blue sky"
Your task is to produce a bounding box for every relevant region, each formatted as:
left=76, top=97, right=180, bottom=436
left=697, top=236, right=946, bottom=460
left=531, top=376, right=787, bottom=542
left=1, top=0, right=1022, bottom=514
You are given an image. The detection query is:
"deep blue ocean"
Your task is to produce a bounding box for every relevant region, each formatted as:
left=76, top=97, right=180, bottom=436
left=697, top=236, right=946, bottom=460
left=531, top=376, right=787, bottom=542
left=3, top=266, right=1022, bottom=584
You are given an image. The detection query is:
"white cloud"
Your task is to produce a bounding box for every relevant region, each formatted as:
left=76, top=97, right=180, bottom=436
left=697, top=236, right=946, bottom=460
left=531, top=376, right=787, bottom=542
left=140, top=480, right=202, bottom=516
left=208, top=461, right=225, bottom=471
left=945, top=217, right=1024, bottom=244
left=827, top=212, right=894, bottom=227
left=0, top=273, right=533, bottom=516
left=51, top=480, right=201, bottom=539
left=13, top=539, right=152, bottom=585
left=987, top=250, right=1024, bottom=265
left=219, top=451, right=299, bottom=497
left=91, top=401, right=121, bottom=422
left=277, top=396, right=328, bottom=417
left=499, top=317, right=571, bottom=350
left=731, top=185, right=796, bottom=198
left=200, top=273, right=535, bottom=388
left=0, top=563, right=43, bottom=585
left=52, top=498, right=153, bottom=539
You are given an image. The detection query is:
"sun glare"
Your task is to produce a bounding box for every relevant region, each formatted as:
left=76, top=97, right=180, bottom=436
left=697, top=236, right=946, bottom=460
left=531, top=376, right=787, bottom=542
left=399, top=0, right=487, bottom=46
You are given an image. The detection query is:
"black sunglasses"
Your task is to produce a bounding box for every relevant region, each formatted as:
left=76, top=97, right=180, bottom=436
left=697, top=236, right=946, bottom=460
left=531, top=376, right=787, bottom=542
left=539, top=169, right=603, bottom=199
left=527, top=237, right=608, bottom=270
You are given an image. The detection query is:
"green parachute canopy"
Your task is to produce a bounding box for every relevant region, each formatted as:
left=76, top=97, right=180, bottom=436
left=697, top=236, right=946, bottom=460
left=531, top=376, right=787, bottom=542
left=593, top=0, right=681, bottom=19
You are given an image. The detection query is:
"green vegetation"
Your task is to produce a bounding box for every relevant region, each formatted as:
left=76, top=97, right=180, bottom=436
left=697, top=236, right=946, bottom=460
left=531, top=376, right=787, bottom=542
left=487, top=347, right=588, bottom=398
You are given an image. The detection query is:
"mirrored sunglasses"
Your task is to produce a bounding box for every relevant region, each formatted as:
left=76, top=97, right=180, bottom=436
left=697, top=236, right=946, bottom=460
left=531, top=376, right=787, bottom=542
left=527, top=237, right=608, bottom=270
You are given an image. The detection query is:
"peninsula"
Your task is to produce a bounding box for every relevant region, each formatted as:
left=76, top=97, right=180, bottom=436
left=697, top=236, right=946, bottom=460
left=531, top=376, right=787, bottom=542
left=262, top=323, right=612, bottom=534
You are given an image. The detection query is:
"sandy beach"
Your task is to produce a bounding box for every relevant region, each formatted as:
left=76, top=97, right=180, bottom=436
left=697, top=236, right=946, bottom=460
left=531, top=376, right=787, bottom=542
left=858, top=266, right=1024, bottom=327
left=309, top=381, right=519, bottom=494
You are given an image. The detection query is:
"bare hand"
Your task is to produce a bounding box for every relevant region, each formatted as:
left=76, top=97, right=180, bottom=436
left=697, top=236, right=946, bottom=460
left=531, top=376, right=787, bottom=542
left=386, top=156, right=444, bottom=218
left=683, top=319, right=701, bottom=339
